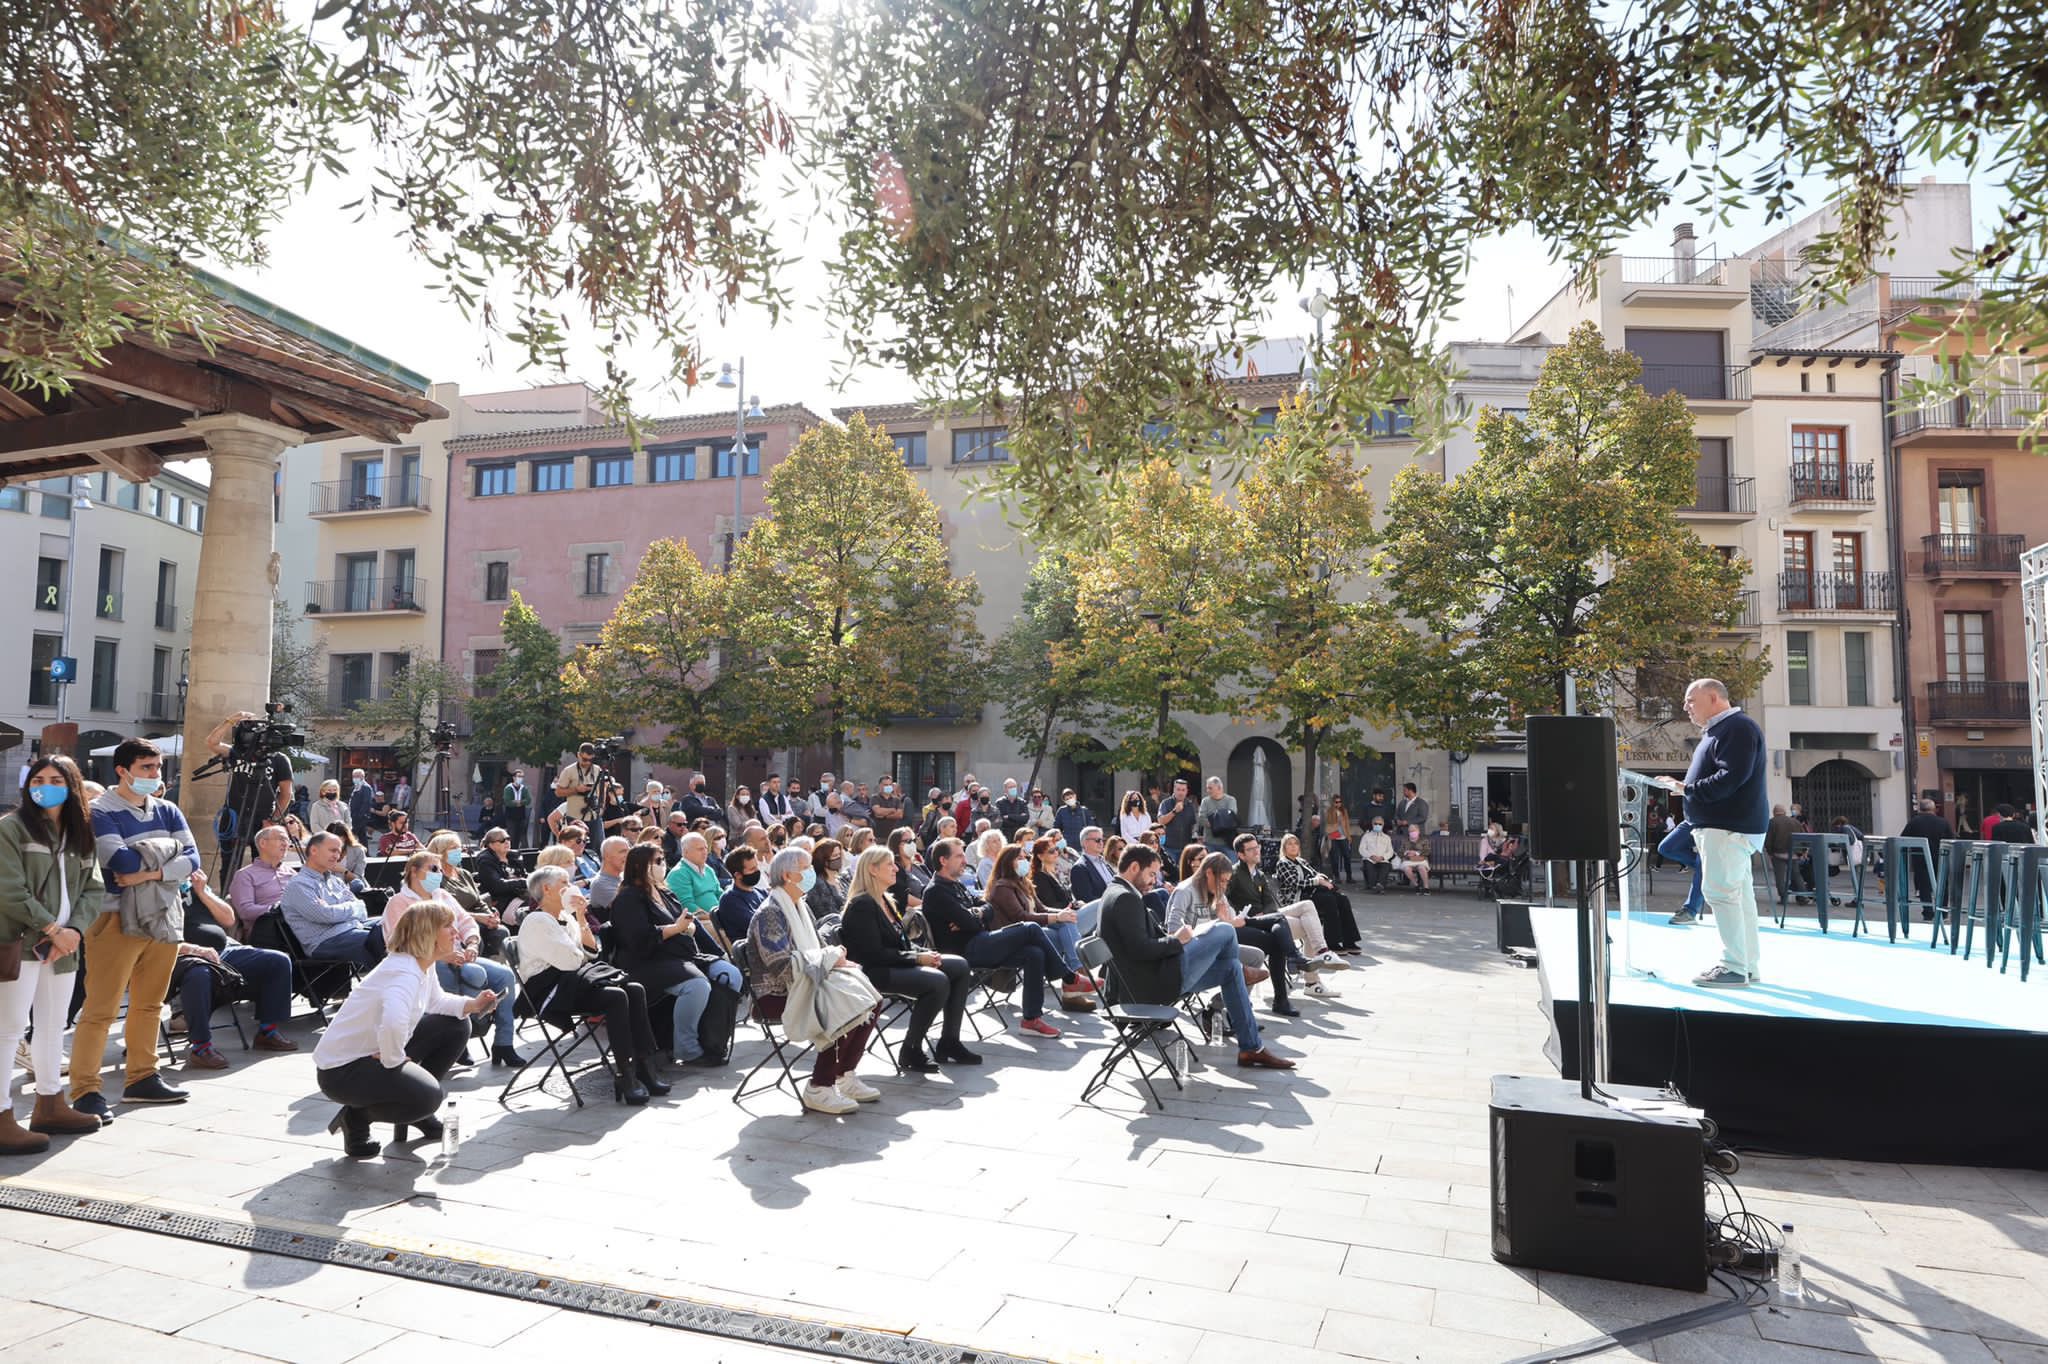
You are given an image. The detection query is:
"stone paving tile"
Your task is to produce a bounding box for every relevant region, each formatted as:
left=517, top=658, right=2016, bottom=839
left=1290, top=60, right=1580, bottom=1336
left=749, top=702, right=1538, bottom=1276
left=0, top=1313, right=274, bottom=1362
left=338, top=1276, right=560, bottom=1346
left=174, top=1297, right=408, bottom=1364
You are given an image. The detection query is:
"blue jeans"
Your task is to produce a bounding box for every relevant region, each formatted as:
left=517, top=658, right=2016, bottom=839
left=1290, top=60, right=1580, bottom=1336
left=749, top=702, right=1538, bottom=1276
left=307, top=921, right=383, bottom=969
left=964, top=922, right=1068, bottom=1019
left=1657, top=821, right=1705, bottom=912
left=1178, top=922, right=1261, bottom=1052
left=1046, top=919, right=1083, bottom=974
left=665, top=960, right=737, bottom=1058
left=436, top=957, right=517, bottom=1047
left=182, top=945, right=294, bottom=1044
left=1076, top=900, right=1103, bottom=938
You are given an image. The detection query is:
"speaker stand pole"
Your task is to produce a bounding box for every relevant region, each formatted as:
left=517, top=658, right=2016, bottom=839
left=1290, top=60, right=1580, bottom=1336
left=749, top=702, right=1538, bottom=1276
left=1576, top=857, right=1595, bottom=1101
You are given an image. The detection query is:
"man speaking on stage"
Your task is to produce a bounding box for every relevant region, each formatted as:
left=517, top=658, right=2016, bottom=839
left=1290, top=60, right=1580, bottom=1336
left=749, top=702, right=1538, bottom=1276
left=1654, top=678, right=1768, bottom=988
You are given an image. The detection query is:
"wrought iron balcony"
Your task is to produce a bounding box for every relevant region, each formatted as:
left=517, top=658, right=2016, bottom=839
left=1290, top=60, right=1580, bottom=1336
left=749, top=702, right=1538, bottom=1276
left=1926, top=680, right=2027, bottom=724
left=1681, top=475, right=1756, bottom=516
left=1634, top=363, right=1751, bottom=403
left=304, top=577, right=429, bottom=616
left=310, top=475, right=432, bottom=516
left=138, top=690, right=185, bottom=724
left=1789, top=461, right=1875, bottom=505
left=1893, top=391, right=2043, bottom=437
left=1727, top=590, right=1760, bottom=629
left=1920, top=533, right=2024, bottom=577
left=1778, top=570, right=1896, bottom=614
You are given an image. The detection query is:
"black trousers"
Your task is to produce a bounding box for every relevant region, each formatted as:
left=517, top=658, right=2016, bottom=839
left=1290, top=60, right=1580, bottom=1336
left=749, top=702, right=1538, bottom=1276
left=1235, top=917, right=1295, bottom=1007
left=316, top=1013, right=469, bottom=1124
left=879, top=956, right=970, bottom=1052
left=1361, top=860, right=1391, bottom=891
left=553, top=975, right=659, bottom=1070
left=1311, top=886, right=1361, bottom=949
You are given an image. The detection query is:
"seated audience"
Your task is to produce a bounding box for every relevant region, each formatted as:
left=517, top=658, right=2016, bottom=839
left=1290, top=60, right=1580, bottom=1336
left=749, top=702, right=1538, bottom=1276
left=747, top=846, right=879, bottom=1114
left=327, top=821, right=369, bottom=882
left=1227, top=834, right=1347, bottom=973
left=282, top=832, right=385, bottom=968
left=383, top=851, right=521, bottom=1067
left=1400, top=823, right=1432, bottom=893
left=838, top=846, right=978, bottom=1072
left=921, top=837, right=1086, bottom=1039
left=717, top=846, right=767, bottom=946
left=1068, top=826, right=1116, bottom=908
left=314, top=901, right=497, bottom=1157
left=177, top=868, right=298, bottom=1069
left=424, top=831, right=504, bottom=954
left=471, top=827, right=524, bottom=910
left=559, top=824, right=600, bottom=883
left=985, top=842, right=1094, bottom=1011
left=378, top=810, right=423, bottom=858
left=228, top=825, right=297, bottom=934
left=806, top=838, right=849, bottom=920
left=1270, top=833, right=1363, bottom=955
left=611, top=845, right=738, bottom=1070
left=587, top=835, right=632, bottom=913
left=1358, top=818, right=1396, bottom=892
left=1098, top=845, right=1293, bottom=1069
left=1172, top=850, right=1303, bottom=1013
left=514, top=866, right=660, bottom=1104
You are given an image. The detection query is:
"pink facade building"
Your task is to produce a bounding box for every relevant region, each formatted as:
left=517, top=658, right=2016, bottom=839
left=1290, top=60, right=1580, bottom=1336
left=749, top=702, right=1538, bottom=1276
left=441, top=404, right=823, bottom=803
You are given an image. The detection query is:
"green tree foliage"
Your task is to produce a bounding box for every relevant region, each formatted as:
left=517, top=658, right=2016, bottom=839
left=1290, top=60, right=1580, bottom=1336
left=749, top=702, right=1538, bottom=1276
left=726, top=416, right=983, bottom=770
left=341, top=654, right=466, bottom=774
left=564, top=539, right=729, bottom=771
left=1067, top=460, right=1247, bottom=782
left=1236, top=405, right=1384, bottom=793
left=1372, top=323, right=1766, bottom=739
left=986, top=551, right=1109, bottom=794
left=464, top=593, right=581, bottom=772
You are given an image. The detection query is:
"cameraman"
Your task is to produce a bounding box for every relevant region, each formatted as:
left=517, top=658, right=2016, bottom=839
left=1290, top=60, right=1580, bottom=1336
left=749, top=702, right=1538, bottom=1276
left=205, top=711, right=293, bottom=848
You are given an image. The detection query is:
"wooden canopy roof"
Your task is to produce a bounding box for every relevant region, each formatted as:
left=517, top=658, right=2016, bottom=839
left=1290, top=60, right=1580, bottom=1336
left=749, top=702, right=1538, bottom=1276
left=0, top=263, right=444, bottom=487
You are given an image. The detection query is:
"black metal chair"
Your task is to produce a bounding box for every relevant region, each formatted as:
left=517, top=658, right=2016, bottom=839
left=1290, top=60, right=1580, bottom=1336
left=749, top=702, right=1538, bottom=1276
left=1077, top=936, right=1190, bottom=1111
left=727, top=937, right=819, bottom=1109
left=496, top=940, right=621, bottom=1110
left=248, top=908, right=358, bottom=1011
left=159, top=957, right=250, bottom=1065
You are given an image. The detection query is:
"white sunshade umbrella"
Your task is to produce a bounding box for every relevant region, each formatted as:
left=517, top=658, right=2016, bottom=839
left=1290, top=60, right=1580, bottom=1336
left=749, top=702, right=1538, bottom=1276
left=91, top=734, right=184, bottom=757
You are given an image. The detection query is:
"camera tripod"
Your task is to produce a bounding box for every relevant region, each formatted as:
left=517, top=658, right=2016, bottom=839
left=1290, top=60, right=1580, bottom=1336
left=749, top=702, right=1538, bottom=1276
left=190, top=753, right=278, bottom=885
left=406, top=744, right=457, bottom=829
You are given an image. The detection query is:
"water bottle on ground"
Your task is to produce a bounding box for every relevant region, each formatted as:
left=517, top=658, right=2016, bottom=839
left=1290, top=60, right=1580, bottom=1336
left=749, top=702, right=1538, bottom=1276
left=1778, top=1223, right=1804, bottom=1301
left=440, top=1097, right=462, bottom=1163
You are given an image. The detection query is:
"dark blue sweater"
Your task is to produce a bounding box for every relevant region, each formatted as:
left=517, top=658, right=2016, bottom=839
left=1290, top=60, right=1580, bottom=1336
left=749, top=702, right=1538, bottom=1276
left=1682, top=709, right=1769, bottom=835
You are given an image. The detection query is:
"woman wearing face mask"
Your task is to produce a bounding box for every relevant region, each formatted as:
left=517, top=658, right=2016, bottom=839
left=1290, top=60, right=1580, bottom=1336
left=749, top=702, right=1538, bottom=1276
left=0, top=757, right=106, bottom=1150
left=985, top=842, right=1096, bottom=1011
left=1117, top=790, right=1154, bottom=844
left=1357, top=817, right=1397, bottom=893
left=746, top=846, right=879, bottom=1114
left=382, top=851, right=522, bottom=1066
left=307, top=782, right=350, bottom=842
left=726, top=785, right=757, bottom=837
left=424, top=831, right=504, bottom=955
left=886, top=827, right=931, bottom=915
left=1399, top=823, right=1432, bottom=894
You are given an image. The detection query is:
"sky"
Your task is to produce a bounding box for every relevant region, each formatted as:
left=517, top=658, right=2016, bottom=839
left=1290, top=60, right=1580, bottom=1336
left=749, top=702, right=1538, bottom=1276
left=203, top=133, right=2004, bottom=431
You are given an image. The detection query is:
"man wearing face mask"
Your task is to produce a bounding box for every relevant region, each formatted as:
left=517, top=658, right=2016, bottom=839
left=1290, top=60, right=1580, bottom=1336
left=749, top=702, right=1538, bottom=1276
left=993, top=780, right=1029, bottom=839
left=1358, top=817, right=1396, bottom=893
left=1052, top=788, right=1094, bottom=845
left=77, top=737, right=200, bottom=1118
left=717, top=846, right=767, bottom=944
left=676, top=773, right=722, bottom=826
left=869, top=777, right=905, bottom=837
left=502, top=769, right=532, bottom=845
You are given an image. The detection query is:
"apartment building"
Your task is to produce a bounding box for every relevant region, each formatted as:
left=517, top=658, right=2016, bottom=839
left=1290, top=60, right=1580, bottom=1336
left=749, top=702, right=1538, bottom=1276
left=1, top=469, right=208, bottom=784
left=278, top=382, right=608, bottom=812
left=1511, top=227, right=1906, bottom=832
left=439, top=402, right=824, bottom=803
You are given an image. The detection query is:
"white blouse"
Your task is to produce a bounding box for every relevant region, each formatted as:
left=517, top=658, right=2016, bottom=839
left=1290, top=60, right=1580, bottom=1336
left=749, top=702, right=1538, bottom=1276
left=311, top=955, right=468, bottom=1070
left=515, top=905, right=590, bottom=980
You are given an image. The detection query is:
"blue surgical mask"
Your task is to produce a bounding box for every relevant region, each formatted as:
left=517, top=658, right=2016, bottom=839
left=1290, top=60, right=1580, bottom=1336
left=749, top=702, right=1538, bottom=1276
left=422, top=872, right=444, bottom=893
left=798, top=867, right=817, bottom=894
left=445, top=848, right=464, bottom=867
left=179, top=879, right=192, bottom=897
left=28, top=785, right=68, bottom=810
left=129, top=776, right=163, bottom=797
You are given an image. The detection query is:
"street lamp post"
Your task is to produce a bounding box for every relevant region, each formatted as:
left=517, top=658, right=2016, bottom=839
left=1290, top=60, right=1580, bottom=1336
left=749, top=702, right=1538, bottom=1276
left=54, top=475, right=93, bottom=728
left=713, top=360, right=766, bottom=801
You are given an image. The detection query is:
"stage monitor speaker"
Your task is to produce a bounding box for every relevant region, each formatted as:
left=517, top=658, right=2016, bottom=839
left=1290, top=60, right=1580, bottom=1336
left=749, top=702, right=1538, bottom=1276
left=1526, top=715, right=1620, bottom=862
left=1490, top=1074, right=1707, bottom=1292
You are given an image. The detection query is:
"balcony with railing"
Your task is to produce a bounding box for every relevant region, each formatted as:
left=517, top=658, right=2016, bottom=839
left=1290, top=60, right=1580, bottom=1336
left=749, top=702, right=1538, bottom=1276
left=309, top=475, right=432, bottom=517
left=138, top=690, right=185, bottom=724
left=1726, top=590, right=1761, bottom=629
left=1919, top=533, right=2024, bottom=578
left=323, top=684, right=379, bottom=715
left=1893, top=391, right=2043, bottom=440
left=1926, top=680, right=2027, bottom=725
left=1778, top=570, right=1896, bottom=614
left=1637, top=363, right=1751, bottom=403
left=1680, top=475, right=1756, bottom=517
left=154, top=599, right=178, bottom=631
left=1887, top=276, right=1985, bottom=317
left=1789, top=461, right=1876, bottom=506
left=304, top=576, right=429, bottom=616
left=1618, top=253, right=1747, bottom=307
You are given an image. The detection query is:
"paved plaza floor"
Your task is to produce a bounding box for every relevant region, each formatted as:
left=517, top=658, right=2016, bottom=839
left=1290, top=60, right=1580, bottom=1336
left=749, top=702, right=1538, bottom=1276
left=2, top=886, right=2046, bottom=1362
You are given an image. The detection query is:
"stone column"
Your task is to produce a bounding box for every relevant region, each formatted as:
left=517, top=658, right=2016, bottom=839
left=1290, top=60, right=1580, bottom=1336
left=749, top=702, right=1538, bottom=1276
left=178, top=414, right=303, bottom=867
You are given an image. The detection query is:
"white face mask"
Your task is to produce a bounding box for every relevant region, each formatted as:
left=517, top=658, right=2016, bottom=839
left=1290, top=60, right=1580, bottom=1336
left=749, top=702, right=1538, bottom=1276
left=1013, top=857, right=1030, bottom=878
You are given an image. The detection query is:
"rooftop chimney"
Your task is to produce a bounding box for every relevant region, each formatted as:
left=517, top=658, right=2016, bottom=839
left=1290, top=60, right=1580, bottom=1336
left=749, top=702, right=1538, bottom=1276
left=1672, top=222, right=1697, bottom=282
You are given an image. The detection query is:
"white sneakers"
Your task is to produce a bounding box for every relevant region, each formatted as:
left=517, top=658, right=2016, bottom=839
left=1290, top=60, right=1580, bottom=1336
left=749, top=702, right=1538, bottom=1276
left=1312, top=951, right=1350, bottom=970
left=1304, top=980, right=1343, bottom=998
left=801, top=1083, right=857, bottom=1115
left=836, top=1073, right=881, bottom=1103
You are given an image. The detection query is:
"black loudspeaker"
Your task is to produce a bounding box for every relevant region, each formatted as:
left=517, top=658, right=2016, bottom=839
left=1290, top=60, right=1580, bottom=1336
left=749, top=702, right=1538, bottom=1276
left=1490, top=1074, right=1707, bottom=1291
left=1526, top=715, right=1620, bottom=862
left=1496, top=899, right=1537, bottom=953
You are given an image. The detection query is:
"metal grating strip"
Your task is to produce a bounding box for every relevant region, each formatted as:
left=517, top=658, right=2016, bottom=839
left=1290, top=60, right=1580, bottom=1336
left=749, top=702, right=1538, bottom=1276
left=0, top=1183, right=1044, bottom=1364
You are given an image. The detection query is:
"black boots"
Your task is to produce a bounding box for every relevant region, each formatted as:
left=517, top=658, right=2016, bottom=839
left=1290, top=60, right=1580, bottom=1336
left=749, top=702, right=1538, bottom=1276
left=635, top=1060, right=672, bottom=1097
left=328, top=1107, right=379, bottom=1159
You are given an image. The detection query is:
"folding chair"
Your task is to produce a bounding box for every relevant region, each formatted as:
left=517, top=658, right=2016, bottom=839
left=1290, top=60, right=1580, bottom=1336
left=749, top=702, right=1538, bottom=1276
left=862, top=993, right=918, bottom=1071
left=496, top=940, right=620, bottom=1110
left=728, top=937, right=818, bottom=1108
left=1077, top=936, right=1190, bottom=1111
left=250, top=908, right=357, bottom=1011
left=159, top=958, right=250, bottom=1066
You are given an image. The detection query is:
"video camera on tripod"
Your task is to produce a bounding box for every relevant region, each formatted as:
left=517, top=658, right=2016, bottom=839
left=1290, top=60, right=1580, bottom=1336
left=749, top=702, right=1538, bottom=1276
left=229, top=701, right=306, bottom=763
left=586, top=734, right=629, bottom=764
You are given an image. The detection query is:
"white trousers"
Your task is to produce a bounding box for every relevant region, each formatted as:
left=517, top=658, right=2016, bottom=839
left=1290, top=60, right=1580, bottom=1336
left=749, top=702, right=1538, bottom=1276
left=1277, top=899, right=1327, bottom=955
left=1696, top=828, right=1762, bottom=979
left=0, top=957, right=72, bottom=1107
